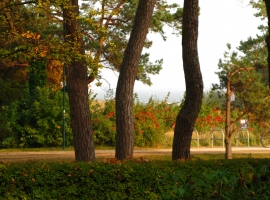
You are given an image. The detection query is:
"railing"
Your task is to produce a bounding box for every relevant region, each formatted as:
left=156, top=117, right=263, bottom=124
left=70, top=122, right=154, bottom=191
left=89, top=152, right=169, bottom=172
left=235, top=129, right=250, bottom=147
left=173, top=127, right=251, bottom=148
left=191, top=129, right=199, bottom=148
left=211, top=128, right=224, bottom=148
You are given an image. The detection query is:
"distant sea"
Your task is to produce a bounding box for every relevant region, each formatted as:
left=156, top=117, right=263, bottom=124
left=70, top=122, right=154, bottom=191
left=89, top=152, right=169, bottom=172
left=92, top=88, right=184, bottom=103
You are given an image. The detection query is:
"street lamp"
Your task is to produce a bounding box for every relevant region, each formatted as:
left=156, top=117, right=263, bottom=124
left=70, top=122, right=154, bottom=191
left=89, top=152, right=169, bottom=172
left=62, top=64, right=66, bottom=150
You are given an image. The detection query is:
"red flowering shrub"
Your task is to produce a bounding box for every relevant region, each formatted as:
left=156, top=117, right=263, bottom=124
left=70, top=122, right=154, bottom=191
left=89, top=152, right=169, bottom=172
left=90, top=100, right=117, bottom=146
left=90, top=94, right=255, bottom=147
left=195, top=106, right=225, bottom=133
left=90, top=94, right=180, bottom=147
left=133, top=96, right=179, bottom=147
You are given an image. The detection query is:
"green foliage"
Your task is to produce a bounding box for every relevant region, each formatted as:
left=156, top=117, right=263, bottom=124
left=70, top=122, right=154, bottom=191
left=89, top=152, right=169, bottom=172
left=0, top=0, right=64, bottom=63
left=195, top=92, right=225, bottom=133
left=159, top=159, right=270, bottom=199
left=0, top=79, right=24, bottom=103
left=251, top=0, right=267, bottom=20
left=213, top=22, right=270, bottom=130
left=133, top=94, right=179, bottom=147
left=1, top=88, right=266, bottom=148
left=80, top=0, right=182, bottom=85
left=1, top=86, right=72, bottom=148
left=28, top=60, right=47, bottom=103
left=0, top=0, right=184, bottom=152
left=1, top=159, right=270, bottom=199
left=90, top=99, right=117, bottom=146
left=90, top=93, right=180, bottom=148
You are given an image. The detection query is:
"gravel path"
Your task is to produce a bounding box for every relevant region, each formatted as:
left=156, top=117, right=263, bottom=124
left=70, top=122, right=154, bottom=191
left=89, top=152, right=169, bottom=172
left=0, top=147, right=269, bottom=163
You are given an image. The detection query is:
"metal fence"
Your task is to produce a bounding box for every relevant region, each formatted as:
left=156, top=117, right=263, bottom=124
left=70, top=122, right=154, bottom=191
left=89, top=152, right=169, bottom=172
left=191, top=127, right=250, bottom=148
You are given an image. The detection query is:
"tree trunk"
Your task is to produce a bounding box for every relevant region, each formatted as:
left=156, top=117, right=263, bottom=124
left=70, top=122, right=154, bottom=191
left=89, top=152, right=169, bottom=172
left=225, top=137, right=233, bottom=159
left=172, top=0, right=203, bottom=161
left=264, top=0, right=270, bottom=88
left=225, top=79, right=232, bottom=159
left=115, top=0, right=156, bottom=160
left=63, top=0, right=95, bottom=162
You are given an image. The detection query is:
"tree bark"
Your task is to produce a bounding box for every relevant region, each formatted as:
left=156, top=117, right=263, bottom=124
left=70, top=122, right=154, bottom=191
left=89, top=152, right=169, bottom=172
left=225, top=79, right=232, bottom=159
left=172, top=0, right=203, bottom=161
left=115, top=0, right=156, bottom=160
left=63, top=0, right=95, bottom=162
left=264, top=0, right=270, bottom=88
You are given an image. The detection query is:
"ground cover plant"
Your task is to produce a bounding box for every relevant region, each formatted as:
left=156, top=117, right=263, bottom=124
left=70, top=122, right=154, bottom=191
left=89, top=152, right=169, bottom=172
left=1, top=158, right=270, bottom=199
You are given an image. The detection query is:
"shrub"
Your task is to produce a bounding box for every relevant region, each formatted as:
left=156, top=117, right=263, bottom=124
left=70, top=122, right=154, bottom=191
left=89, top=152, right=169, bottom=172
left=90, top=99, right=117, bottom=146
left=2, top=87, right=72, bottom=148
left=133, top=95, right=179, bottom=147
left=90, top=93, right=180, bottom=148
left=1, top=159, right=270, bottom=199
left=1, top=89, right=266, bottom=148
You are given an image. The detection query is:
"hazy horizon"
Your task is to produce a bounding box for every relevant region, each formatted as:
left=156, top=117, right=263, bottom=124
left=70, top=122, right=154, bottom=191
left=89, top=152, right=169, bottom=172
left=92, top=87, right=185, bottom=103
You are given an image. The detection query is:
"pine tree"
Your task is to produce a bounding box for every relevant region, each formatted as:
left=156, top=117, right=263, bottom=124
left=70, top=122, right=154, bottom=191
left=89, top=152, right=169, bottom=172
left=172, top=0, right=203, bottom=161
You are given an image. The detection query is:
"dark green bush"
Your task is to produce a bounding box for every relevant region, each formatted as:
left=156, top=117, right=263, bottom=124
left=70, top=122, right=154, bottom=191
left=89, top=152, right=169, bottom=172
left=2, top=86, right=72, bottom=148
left=0, top=159, right=270, bottom=199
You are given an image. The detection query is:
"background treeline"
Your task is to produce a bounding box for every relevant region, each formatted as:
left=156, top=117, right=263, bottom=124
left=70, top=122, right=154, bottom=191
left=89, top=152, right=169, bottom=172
left=0, top=89, right=265, bottom=148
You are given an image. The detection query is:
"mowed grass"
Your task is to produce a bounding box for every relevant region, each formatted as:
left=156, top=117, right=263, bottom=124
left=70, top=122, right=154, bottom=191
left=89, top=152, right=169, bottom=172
left=0, top=147, right=74, bottom=152
left=0, top=146, right=118, bottom=152
left=131, top=153, right=270, bottom=161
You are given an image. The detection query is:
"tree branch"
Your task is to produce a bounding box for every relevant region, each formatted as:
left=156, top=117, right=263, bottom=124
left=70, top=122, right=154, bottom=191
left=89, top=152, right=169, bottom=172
left=0, top=0, right=38, bottom=11
left=229, top=66, right=256, bottom=77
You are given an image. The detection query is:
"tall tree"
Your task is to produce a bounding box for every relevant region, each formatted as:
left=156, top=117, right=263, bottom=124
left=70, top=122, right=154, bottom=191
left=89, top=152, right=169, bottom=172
left=80, top=0, right=183, bottom=86
left=172, top=0, right=203, bottom=161
left=264, top=0, right=270, bottom=87
left=213, top=1, right=270, bottom=158
left=63, top=0, right=95, bottom=161
left=115, top=0, right=156, bottom=160
left=251, top=0, right=270, bottom=87
left=214, top=37, right=269, bottom=159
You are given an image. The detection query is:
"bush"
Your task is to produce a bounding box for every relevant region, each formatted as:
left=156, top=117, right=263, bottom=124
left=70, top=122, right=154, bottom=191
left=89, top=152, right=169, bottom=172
left=90, top=93, right=180, bottom=148
left=1, top=89, right=266, bottom=148
left=0, top=159, right=270, bottom=199
left=133, top=95, right=179, bottom=147
left=90, top=99, right=117, bottom=146
left=2, top=87, right=72, bottom=148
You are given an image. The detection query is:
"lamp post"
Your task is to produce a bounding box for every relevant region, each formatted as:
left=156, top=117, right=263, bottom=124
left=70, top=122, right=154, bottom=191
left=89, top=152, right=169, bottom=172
left=62, top=64, right=66, bottom=150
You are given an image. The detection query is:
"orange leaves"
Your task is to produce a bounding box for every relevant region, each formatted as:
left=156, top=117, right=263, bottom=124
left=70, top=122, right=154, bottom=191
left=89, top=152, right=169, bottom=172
left=46, top=60, right=63, bottom=90
left=195, top=107, right=225, bottom=130
left=134, top=109, right=161, bottom=130
left=106, top=111, right=115, bottom=119
left=35, top=45, right=49, bottom=57
left=21, top=31, right=51, bottom=58
left=40, top=50, right=48, bottom=58
left=108, top=157, right=119, bottom=164
left=22, top=31, right=41, bottom=40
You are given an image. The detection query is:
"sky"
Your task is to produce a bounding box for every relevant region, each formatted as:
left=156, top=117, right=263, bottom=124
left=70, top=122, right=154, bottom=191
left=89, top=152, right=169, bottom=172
left=91, top=0, right=265, bottom=102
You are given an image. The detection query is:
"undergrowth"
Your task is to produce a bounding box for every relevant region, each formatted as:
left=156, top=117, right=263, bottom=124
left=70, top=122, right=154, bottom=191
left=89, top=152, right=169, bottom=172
left=1, top=158, right=270, bottom=199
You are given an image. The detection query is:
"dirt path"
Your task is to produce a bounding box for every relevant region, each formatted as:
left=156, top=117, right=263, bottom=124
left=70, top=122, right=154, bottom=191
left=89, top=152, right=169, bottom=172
left=0, top=147, right=269, bottom=163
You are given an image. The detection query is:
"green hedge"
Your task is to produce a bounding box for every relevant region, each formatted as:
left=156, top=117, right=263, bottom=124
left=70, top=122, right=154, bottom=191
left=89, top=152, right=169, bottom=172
left=1, top=159, right=270, bottom=199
